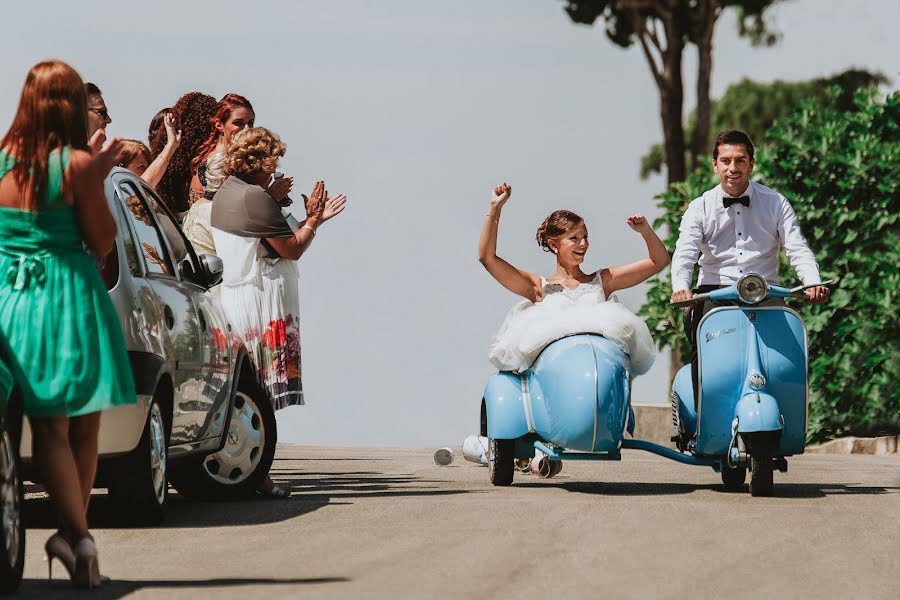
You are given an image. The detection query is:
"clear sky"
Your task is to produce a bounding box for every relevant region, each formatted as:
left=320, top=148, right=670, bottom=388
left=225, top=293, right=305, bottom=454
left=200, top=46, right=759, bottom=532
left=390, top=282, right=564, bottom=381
left=2, top=0, right=897, bottom=445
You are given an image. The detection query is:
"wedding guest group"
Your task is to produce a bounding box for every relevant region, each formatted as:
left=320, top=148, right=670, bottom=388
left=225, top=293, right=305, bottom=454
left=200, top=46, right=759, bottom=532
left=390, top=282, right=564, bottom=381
left=0, top=59, right=348, bottom=588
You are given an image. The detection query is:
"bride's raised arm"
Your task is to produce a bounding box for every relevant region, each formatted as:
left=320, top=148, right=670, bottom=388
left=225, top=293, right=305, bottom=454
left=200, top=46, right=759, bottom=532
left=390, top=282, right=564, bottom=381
left=600, top=214, right=671, bottom=295
left=477, top=183, right=542, bottom=302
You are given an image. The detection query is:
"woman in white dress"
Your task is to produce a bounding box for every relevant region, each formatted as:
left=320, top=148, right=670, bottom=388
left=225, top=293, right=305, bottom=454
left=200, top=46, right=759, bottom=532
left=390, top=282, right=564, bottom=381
left=210, top=127, right=346, bottom=496
left=478, top=183, right=669, bottom=374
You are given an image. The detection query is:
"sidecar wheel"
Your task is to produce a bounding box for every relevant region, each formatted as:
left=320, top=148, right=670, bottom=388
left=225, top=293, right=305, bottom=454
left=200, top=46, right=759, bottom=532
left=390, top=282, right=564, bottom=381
left=488, top=438, right=514, bottom=486
left=720, top=466, right=747, bottom=491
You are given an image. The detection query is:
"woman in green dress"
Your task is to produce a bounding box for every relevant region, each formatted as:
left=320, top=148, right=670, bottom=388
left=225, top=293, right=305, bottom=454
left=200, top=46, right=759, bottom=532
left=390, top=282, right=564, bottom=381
left=0, top=60, right=135, bottom=588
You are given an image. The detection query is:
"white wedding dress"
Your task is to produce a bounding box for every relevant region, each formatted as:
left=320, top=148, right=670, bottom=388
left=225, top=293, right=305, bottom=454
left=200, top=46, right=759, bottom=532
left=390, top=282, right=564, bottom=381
left=489, top=271, right=656, bottom=375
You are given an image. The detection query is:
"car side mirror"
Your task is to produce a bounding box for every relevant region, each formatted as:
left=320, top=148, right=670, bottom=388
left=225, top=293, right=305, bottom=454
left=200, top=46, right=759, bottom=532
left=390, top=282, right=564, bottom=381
left=199, top=254, right=223, bottom=288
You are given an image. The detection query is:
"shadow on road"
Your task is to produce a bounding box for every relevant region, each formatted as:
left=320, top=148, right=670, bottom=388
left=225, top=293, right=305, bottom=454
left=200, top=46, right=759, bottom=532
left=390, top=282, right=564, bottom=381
left=514, top=480, right=898, bottom=498
left=16, top=576, right=349, bottom=599
left=25, top=469, right=477, bottom=529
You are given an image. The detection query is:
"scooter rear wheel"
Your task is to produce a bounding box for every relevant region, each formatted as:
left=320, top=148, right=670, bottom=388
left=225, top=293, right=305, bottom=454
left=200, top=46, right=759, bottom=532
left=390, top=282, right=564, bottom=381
left=488, top=438, right=514, bottom=486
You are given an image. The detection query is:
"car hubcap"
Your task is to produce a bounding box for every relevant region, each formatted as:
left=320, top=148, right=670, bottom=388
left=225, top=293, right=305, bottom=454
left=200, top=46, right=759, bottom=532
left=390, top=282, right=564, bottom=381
left=0, top=430, right=20, bottom=564
left=202, top=391, right=264, bottom=485
left=149, top=403, right=167, bottom=504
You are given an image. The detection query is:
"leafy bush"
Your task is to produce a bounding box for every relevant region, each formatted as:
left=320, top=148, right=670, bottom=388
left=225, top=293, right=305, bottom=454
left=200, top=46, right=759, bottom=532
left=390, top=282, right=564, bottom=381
left=758, top=88, right=899, bottom=441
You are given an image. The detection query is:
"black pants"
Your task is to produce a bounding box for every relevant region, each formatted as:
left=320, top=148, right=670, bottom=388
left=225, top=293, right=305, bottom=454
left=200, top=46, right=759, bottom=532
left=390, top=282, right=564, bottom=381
left=682, top=285, right=785, bottom=407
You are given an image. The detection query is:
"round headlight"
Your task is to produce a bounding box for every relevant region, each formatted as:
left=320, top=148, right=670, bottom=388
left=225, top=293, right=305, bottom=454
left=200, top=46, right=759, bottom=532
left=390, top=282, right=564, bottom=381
left=737, top=274, right=767, bottom=304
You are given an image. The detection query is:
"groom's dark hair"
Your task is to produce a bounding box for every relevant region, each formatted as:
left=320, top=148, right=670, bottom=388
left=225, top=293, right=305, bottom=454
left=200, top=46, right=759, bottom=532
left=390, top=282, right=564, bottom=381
left=713, top=129, right=755, bottom=161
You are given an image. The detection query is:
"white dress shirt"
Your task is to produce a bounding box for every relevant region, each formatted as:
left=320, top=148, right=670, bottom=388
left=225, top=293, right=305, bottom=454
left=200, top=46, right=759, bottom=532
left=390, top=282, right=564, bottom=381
left=671, top=182, right=821, bottom=292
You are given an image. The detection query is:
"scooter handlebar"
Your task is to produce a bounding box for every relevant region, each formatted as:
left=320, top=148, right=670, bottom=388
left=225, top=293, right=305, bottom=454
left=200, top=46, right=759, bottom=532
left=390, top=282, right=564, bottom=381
left=786, top=277, right=839, bottom=297
left=669, top=277, right=838, bottom=306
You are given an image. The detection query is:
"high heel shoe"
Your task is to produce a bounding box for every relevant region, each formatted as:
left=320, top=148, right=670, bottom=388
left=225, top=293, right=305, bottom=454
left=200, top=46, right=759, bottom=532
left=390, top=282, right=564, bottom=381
left=72, top=537, right=103, bottom=590
left=45, top=532, right=76, bottom=580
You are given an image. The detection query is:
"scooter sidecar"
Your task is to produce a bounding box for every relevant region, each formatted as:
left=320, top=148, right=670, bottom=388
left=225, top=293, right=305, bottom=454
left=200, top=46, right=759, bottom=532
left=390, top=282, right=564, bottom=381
left=482, top=333, right=632, bottom=485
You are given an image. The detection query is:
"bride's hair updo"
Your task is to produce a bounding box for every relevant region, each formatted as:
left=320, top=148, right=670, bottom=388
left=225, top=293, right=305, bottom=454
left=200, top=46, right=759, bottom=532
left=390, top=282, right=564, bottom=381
left=536, top=210, right=584, bottom=252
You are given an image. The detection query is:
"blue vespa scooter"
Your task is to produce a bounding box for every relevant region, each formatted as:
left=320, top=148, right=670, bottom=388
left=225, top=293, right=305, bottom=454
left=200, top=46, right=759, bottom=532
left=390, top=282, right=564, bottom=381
left=481, top=273, right=833, bottom=497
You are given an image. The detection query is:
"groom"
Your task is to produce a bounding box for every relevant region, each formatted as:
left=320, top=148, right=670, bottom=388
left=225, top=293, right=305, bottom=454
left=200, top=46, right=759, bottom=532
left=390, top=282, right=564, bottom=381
left=670, top=129, right=829, bottom=404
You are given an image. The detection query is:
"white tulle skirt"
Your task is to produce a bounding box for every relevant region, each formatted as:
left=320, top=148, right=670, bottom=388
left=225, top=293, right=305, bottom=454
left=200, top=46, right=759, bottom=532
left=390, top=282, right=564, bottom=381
left=488, top=294, right=656, bottom=375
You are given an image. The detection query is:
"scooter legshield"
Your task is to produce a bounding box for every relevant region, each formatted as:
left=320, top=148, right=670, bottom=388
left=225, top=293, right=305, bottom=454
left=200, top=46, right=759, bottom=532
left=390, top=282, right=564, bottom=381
left=696, top=306, right=808, bottom=456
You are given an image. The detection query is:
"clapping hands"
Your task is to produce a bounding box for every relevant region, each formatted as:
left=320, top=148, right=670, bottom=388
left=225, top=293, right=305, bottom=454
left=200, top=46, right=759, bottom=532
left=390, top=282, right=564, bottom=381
left=302, top=181, right=347, bottom=223
left=91, top=135, right=124, bottom=179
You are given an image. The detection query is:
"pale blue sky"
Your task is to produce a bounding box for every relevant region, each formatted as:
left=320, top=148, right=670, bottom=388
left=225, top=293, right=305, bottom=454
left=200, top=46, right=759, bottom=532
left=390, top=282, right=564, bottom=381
left=2, top=0, right=897, bottom=445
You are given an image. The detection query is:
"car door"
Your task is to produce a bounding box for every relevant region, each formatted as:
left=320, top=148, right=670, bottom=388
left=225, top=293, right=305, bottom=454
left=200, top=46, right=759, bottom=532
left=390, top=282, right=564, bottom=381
left=115, top=178, right=207, bottom=449
left=134, top=181, right=233, bottom=445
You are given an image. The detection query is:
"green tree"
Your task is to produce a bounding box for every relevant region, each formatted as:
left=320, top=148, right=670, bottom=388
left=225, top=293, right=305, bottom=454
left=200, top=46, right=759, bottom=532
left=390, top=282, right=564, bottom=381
left=561, top=0, right=784, bottom=185
left=759, top=88, right=899, bottom=441
left=639, top=69, right=888, bottom=179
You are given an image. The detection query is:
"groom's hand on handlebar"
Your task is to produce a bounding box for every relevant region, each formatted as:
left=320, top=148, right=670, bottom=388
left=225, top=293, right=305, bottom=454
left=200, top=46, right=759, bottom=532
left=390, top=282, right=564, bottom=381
left=671, top=289, right=693, bottom=303
left=804, top=285, right=830, bottom=304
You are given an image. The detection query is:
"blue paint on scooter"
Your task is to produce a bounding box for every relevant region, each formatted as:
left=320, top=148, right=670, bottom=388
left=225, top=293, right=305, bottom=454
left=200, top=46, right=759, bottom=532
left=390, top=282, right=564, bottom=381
left=482, top=274, right=827, bottom=493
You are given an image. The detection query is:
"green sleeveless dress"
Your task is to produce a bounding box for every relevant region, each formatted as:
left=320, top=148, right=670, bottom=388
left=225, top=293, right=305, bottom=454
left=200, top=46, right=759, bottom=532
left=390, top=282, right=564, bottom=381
left=0, top=148, right=136, bottom=418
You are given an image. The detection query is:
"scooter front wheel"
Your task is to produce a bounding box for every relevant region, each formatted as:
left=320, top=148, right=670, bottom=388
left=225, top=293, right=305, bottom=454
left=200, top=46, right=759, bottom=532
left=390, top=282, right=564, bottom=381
left=749, top=433, right=777, bottom=497
left=488, top=438, right=514, bottom=486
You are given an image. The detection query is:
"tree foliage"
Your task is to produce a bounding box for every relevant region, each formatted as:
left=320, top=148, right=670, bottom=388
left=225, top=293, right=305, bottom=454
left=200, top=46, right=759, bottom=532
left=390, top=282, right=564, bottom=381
left=561, top=0, right=784, bottom=184
left=639, top=86, right=900, bottom=441
left=639, top=69, right=889, bottom=178
left=759, top=87, right=899, bottom=440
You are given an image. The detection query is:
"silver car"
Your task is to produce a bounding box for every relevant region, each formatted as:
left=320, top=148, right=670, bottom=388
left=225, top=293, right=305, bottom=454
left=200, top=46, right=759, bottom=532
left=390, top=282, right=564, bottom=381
left=19, top=168, right=277, bottom=524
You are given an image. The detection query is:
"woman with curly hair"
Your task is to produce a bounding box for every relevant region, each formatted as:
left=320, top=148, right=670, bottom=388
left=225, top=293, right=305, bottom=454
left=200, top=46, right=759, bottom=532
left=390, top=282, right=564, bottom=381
left=149, top=92, right=216, bottom=218
left=210, top=127, right=346, bottom=498
left=182, top=94, right=258, bottom=257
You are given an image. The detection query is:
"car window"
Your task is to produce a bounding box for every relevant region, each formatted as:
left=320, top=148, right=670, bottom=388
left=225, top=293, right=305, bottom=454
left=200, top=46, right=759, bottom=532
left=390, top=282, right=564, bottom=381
left=138, top=183, right=203, bottom=285
left=117, top=181, right=174, bottom=277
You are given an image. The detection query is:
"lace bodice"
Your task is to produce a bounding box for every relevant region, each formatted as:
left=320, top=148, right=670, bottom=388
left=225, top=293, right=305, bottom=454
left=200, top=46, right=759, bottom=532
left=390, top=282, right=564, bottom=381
left=540, top=271, right=606, bottom=302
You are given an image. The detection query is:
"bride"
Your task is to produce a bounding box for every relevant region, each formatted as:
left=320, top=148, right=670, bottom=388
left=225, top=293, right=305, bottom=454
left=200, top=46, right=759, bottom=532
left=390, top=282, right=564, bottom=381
left=478, top=183, right=670, bottom=374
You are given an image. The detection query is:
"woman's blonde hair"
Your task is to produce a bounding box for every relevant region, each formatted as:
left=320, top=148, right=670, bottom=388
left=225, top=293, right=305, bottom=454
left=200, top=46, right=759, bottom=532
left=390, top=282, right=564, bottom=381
left=115, top=139, right=152, bottom=168
left=224, top=127, right=286, bottom=180
left=536, top=210, right=584, bottom=252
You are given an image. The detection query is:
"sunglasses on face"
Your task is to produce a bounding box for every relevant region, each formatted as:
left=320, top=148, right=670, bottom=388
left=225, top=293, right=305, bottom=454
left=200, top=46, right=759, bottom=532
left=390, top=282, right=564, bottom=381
left=89, top=107, right=110, bottom=120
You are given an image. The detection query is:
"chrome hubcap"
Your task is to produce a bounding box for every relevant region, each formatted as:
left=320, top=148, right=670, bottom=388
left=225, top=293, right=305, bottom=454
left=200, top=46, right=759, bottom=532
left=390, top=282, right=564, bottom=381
left=0, top=430, right=21, bottom=564
left=203, top=391, right=264, bottom=485
left=148, top=403, right=167, bottom=504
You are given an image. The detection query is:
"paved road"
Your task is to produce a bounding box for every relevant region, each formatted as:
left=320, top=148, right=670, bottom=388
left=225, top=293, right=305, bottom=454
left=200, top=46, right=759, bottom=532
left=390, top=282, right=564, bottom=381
left=18, top=445, right=900, bottom=599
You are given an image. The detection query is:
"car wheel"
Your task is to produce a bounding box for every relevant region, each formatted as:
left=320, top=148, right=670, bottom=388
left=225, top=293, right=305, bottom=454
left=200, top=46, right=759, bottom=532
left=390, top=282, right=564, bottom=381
left=108, top=400, right=168, bottom=526
left=0, top=427, right=24, bottom=594
left=170, top=378, right=275, bottom=500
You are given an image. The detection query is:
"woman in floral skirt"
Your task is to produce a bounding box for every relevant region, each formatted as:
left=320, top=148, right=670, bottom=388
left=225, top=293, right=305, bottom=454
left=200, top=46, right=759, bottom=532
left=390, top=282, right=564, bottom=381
left=209, top=127, right=345, bottom=496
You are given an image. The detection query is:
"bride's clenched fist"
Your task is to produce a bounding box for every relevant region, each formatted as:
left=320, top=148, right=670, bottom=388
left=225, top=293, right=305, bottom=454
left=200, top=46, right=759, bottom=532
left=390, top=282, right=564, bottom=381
left=490, top=182, right=511, bottom=209
left=625, top=214, right=651, bottom=233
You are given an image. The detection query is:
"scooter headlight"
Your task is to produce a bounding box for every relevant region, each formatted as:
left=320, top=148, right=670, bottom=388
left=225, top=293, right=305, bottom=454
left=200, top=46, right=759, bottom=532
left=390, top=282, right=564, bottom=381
left=737, top=274, right=767, bottom=304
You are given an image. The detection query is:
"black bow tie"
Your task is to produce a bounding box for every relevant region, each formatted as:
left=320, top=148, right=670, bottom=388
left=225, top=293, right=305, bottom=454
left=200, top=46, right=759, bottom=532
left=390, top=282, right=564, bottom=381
left=723, top=196, right=750, bottom=208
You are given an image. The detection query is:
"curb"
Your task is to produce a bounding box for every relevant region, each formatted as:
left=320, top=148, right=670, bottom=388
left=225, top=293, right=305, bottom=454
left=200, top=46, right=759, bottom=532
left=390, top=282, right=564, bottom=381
left=806, top=435, right=899, bottom=456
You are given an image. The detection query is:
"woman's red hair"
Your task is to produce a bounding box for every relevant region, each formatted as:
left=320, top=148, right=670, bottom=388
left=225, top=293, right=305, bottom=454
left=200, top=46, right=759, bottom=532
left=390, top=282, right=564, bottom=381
left=190, top=93, right=254, bottom=172
left=0, top=60, right=89, bottom=210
